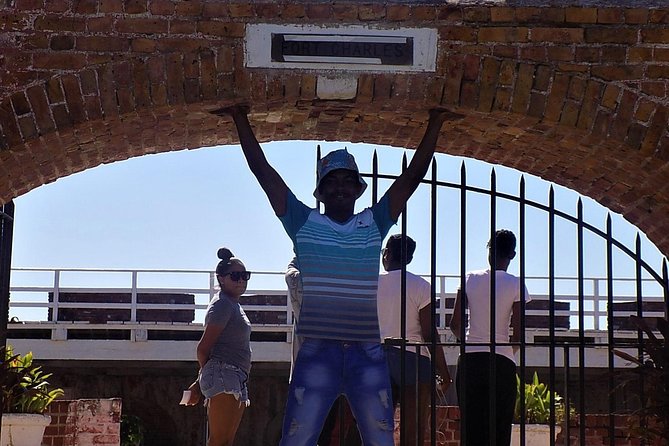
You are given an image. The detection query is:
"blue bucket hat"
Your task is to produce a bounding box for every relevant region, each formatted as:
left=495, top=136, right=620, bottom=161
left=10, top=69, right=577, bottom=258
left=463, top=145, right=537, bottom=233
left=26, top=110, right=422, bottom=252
left=313, top=148, right=368, bottom=201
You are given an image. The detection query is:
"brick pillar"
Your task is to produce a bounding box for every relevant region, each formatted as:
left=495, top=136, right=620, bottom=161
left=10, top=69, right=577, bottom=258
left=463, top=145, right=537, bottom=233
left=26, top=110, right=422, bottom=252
left=44, top=399, right=121, bottom=446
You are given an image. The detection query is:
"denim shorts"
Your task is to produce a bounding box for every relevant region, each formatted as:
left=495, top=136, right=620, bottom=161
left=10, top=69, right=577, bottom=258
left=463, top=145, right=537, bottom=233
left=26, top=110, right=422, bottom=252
left=199, top=359, right=250, bottom=406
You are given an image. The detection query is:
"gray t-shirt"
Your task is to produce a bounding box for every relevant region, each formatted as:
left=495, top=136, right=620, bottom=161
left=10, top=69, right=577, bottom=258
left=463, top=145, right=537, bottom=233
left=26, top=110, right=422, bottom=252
left=205, top=291, right=252, bottom=374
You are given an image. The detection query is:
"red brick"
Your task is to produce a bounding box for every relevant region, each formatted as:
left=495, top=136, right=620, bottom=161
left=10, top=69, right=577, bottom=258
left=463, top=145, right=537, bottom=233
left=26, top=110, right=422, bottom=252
left=440, top=26, right=477, bottom=42
left=149, top=0, right=176, bottom=15
left=547, top=45, right=573, bottom=61
left=175, top=1, right=202, bottom=16
left=601, top=46, right=626, bottom=63
left=601, top=84, right=621, bottom=109
left=170, top=20, right=197, bottom=34
left=34, top=15, right=86, bottom=32
left=591, top=65, right=644, bottom=81
left=61, top=74, right=87, bottom=124
left=544, top=72, right=569, bottom=121
left=647, top=65, right=669, bottom=79
left=386, top=5, right=409, bottom=21
left=76, top=36, right=129, bottom=52
left=517, top=7, right=564, bottom=23
left=305, top=4, right=331, bottom=19
left=575, top=46, right=600, bottom=62
left=520, top=46, right=546, bottom=62
left=99, top=0, right=123, bottom=13
left=256, top=4, right=282, bottom=20
left=585, top=27, right=638, bottom=44
left=566, top=7, right=597, bottom=23
left=359, top=4, right=386, bottom=21
left=116, top=18, right=168, bottom=34
left=634, top=99, right=655, bottom=123
left=625, top=9, right=649, bottom=24
left=203, top=3, right=228, bottom=18
left=437, top=7, right=462, bottom=22
left=479, top=27, right=528, bottom=42
left=96, top=65, right=119, bottom=118
left=197, top=21, right=244, bottom=38
left=530, top=27, right=583, bottom=43
left=642, top=28, right=669, bottom=43
left=125, top=0, right=147, bottom=14
left=649, top=9, right=669, bottom=24
left=411, top=6, right=435, bottom=21
left=87, top=16, right=113, bottom=32
left=490, top=7, right=514, bottom=22
left=228, top=4, right=253, bottom=18
left=16, top=0, right=44, bottom=11
left=628, top=46, right=653, bottom=63
left=44, top=0, right=68, bottom=12
left=533, top=65, right=551, bottom=91
left=463, top=7, right=490, bottom=22
left=511, top=63, right=534, bottom=114
left=577, top=80, right=603, bottom=130
left=280, top=4, right=305, bottom=19
left=478, top=57, right=500, bottom=112
left=597, top=8, right=624, bottom=23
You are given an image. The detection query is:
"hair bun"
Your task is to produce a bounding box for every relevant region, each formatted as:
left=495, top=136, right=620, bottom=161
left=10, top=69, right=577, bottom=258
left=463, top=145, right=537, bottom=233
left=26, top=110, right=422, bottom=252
left=217, top=247, right=234, bottom=261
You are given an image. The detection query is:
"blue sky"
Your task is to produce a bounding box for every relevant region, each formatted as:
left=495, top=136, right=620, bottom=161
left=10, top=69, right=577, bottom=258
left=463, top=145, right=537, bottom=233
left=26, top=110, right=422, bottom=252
left=9, top=140, right=667, bottom=298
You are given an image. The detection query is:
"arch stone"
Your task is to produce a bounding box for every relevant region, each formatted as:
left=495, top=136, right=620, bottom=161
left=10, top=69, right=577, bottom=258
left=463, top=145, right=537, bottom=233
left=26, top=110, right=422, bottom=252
left=0, top=1, right=668, bottom=255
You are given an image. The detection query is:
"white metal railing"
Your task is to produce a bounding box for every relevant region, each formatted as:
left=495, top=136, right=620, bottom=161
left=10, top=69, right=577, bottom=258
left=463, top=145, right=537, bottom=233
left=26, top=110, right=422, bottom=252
left=7, top=267, right=666, bottom=335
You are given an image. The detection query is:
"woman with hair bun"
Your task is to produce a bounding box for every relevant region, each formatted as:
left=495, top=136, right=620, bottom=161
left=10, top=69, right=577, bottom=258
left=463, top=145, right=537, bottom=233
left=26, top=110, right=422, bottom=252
left=183, top=247, right=252, bottom=446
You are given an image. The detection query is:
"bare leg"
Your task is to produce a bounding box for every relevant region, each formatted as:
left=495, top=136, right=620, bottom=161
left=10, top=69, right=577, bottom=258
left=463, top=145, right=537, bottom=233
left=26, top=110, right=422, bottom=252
left=207, top=393, right=246, bottom=446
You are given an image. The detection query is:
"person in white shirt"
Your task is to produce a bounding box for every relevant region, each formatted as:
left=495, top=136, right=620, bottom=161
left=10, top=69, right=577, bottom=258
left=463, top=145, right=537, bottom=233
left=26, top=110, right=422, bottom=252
left=377, top=234, right=451, bottom=446
left=450, top=229, right=531, bottom=446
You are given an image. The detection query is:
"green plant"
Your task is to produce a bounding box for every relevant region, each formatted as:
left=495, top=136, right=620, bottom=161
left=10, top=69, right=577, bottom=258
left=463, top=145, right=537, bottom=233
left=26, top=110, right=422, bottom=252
left=514, top=371, right=569, bottom=424
left=121, top=414, right=145, bottom=446
left=1, top=345, right=64, bottom=414
left=613, top=316, right=669, bottom=444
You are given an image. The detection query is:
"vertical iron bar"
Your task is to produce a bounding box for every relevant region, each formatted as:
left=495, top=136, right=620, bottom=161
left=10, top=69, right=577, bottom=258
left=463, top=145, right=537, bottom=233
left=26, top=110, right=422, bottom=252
left=519, top=176, right=527, bottom=446
left=489, top=168, right=497, bottom=446
left=563, top=346, right=571, bottom=446
left=606, top=215, right=616, bottom=446
left=577, top=199, right=586, bottom=446
left=548, top=187, right=557, bottom=446
left=459, top=161, right=467, bottom=446
left=663, top=259, right=668, bottom=321
left=372, top=149, right=379, bottom=206
left=429, top=158, right=438, bottom=446
left=316, top=145, right=322, bottom=209
left=635, top=234, right=645, bottom=445
left=0, top=200, right=15, bottom=443
left=0, top=201, right=15, bottom=350
left=400, top=152, right=408, bottom=446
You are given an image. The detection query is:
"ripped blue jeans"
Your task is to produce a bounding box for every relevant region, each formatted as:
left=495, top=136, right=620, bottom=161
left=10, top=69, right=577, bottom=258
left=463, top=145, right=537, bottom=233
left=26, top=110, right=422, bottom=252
left=279, top=338, right=394, bottom=446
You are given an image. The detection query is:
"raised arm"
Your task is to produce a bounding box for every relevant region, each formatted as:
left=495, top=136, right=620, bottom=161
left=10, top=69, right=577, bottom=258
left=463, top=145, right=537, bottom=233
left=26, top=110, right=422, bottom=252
left=385, top=108, right=464, bottom=220
left=212, top=105, right=288, bottom=216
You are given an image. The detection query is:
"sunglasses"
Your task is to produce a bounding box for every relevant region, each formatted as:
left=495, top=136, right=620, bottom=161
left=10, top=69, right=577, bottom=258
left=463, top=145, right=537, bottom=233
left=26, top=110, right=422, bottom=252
left=224, top=271, right=252, bottom=282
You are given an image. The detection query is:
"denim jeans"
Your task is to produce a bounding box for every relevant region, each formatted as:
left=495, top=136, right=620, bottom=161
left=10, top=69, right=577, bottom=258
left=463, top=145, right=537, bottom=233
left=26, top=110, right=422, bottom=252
left=279, top=338, right=395, bottom=446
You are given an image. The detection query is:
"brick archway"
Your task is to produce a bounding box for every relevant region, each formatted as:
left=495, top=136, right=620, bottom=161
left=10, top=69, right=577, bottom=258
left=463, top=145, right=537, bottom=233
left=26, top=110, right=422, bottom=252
left=0, top=1, right=668, bottom=255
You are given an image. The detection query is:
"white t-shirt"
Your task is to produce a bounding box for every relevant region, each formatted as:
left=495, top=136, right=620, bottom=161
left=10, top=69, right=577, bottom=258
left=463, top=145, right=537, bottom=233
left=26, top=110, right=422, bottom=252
left=377, top=269, right=432, bottom=357
left=462, top=269, right=531, bottom=363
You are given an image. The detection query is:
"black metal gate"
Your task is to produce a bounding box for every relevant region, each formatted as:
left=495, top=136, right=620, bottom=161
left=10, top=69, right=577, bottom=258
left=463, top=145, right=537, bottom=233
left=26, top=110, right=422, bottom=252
left=351, top=150, right=668, bottom=446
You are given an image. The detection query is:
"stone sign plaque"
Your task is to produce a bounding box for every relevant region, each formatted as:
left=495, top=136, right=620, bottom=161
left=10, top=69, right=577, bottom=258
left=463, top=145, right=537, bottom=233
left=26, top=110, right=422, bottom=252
left=246, top=24, right=437, bottom=72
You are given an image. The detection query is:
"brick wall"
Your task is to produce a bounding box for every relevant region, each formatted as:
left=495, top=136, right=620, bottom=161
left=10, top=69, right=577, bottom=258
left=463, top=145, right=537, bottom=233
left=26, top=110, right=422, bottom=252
left=421, top=406, right=645, bottom=446
left=0, top=1, right=668, bottom=256
left=43, top=399, right=121, bottom=446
